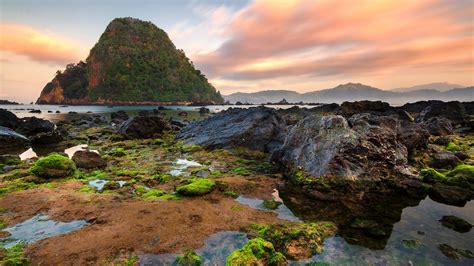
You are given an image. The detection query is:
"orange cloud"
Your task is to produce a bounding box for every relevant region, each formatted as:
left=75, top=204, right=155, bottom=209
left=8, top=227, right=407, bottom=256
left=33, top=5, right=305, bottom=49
left=196, top=0, right=473, bottom=82
left=0, top=24, right=84, bottom=65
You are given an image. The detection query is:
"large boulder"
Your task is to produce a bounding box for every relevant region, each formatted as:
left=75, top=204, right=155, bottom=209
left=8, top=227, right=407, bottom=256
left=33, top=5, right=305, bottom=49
left=29, top=153, right=76, bottom=178
left=416, top=101, right=467, bottom=126
left=18, top=117, right=54, bottom=135
left=421, top=117, right=453, bottom=136
left=0, top=126, right=30, bottom=154
left=430, top=151, right=461, bottom=169
left=118, top=116, right=170, bottom=139
left=0, top=109, right=21, bottom=129
left=429, top=183, right=472, bottom=207
left=274, top=113, right=409, bottom=179
left=72, top=150, right=107, bottom=169
left=177, top=107, right=286, bottom=152
left=397, top=122, right=430, bottom=156
left=399, top=100, right=443, bottom=113
left=340, top=101, right=392, bottom=117
left=111, top=110, right=129, bottom=122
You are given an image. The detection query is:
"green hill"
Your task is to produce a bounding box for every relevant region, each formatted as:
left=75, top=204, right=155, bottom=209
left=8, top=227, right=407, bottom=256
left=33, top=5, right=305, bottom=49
left=37, top=17, right=223, bottom=105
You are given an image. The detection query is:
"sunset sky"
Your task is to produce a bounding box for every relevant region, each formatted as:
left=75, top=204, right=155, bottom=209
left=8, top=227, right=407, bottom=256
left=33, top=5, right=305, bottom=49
left=0, top=0, right=473, bottom=103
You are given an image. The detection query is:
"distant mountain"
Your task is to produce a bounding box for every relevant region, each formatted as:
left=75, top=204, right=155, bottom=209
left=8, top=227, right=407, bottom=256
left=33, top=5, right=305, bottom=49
left=392, top=82, right=466, bottom=92
left=223, top=83, right=474, bottom=105
left=37, top=17, right=223, bottom=105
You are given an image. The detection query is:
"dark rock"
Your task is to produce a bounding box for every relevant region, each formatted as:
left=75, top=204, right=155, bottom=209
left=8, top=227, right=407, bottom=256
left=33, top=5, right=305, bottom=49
left=0, top=154, right=21, bottom=165
left=392, top=110, right=414, bottom=122
left=422, top=117, right=453, bottom=136
left=0, top=109, right=21, bottom=129
left=463, top=101, right=474, bottom=115
left=274, top=113, right=409, bottom=179
left=56, top=110, right=60, bottom=113
left=433, top=135, right=455, bottom=146
left=399, top=100, right=443, bottom=113
left=439, top=215, right=472, bottom=233
left=340, top=101, right=392, bottom=117
left=30, top=130, right=64, bottom=145
left=177, top=107, right=286, bottom=152
left=397, top=122, right=430, bottom=156
left=72, top=150, right=107, bottom=169
left=169, top=118, right=188, bottom=129
left=0, top=126, right=30, bottom=154
left=438, top=244, right=474, bottom=260
left=454, top=151, right=469, bottom=161
left=194, top=170, right=210, bottom=177
left=429, top=183, right=472, bottom=207
left=119, top=116, right=170, bottom=139
left=309, top=103, right=340, bottom=113
left=138, top=110, right=151, bottom=117
left=18, top=117, right=54, bottom=135
left=29, top=109, right=41, bottom=113
left=198, top=107, right=210, bottom=115
left=178, top=111, right=188, bottom=117
left=416, top=101, right=467, bottom=126
left=430, top=151, right=461, bottom=169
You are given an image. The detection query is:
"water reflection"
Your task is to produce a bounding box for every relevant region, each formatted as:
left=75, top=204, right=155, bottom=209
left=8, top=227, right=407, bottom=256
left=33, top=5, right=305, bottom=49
left=0, top=214, right=88, bottom=248
left=139, top=231, right=248, bottom=265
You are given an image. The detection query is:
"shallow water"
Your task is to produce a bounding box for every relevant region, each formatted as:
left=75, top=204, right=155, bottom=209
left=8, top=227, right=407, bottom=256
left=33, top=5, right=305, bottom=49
left=292, top=197, right=474, bottom=265
left=2, top=104, right=316, bottom=121
left=88, top=179, right=108, bottom=191
left=235, top=190, right=301, bottom=222
left=169, top=159, right=203, bottom=177
left=0, top=214, right=88, bottom=248
left=139, top=231, right=248, bottom=265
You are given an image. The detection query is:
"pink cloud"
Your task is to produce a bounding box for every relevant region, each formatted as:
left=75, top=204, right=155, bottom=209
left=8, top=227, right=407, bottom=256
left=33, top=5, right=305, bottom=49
left=196, top=0, right=473, bottom=81
left=0, top=24, right=84, bottom=65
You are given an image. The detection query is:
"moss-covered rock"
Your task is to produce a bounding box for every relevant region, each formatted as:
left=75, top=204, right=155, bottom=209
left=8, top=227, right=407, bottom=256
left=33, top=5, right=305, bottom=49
left=176, top=178, right=215, bottom=196
left=226, top=238, right=287, bottom=266
left=249, top=222, right=337, bottom=260
left=420, top=168, right=447, bottom=183
left=175, top=250, right=201, bottom=266
left=439, top=215, right=472, bottom=233
left=29, top=153, right=76, bottom=178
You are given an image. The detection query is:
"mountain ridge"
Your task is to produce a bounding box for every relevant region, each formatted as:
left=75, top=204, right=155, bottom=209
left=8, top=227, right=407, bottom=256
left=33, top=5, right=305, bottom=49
left=224, top=83, right=473, bottom=105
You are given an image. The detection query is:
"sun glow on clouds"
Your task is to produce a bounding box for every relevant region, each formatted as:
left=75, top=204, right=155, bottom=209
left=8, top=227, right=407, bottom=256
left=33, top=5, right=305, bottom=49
left=187, top=0, right=473, bottom=93
left=0, top=24, right=86, bottom=65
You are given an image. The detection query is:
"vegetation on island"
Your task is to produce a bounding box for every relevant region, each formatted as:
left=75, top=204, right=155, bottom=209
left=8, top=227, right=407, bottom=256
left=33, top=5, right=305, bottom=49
left=37, top=17, right=223, bottom=104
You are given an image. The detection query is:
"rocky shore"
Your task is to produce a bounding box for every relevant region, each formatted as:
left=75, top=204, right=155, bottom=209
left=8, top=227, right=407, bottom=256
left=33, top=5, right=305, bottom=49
left=0, top=100, right=472, bottom=264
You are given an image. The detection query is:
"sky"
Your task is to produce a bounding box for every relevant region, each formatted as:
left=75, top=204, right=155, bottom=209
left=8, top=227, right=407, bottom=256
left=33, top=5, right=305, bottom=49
left=0, top=0, right=473, bottom=103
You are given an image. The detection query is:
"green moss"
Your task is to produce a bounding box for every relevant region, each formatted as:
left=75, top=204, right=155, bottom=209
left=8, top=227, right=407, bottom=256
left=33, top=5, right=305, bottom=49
left=231, top=167, right=251, bottom=176
left=78, top=185, right=96, bottom=193
left=402, top=239, right=421, bottom=249
left=142, top=189, right=165, bottom=199
left=0, top=179, right=36, bottom=195
left=249, top=222, right=337, bottom=259
left=182, top=144, right=202, bottom=153
left=29, top=153, right=76, bottom=178
left=0, top=219, right=7, bottom=229
left=447, top=164, right=474, bottom=179
left=175, top=250, right=201, bottom=266
left=446, top=142, right=462, bottom=152
left=0, top=243, right=28, bottom=265
left=420, top=168, right=447, bottom=183
left=262, top=199, right=282, bottom=210
left=231, top=204, right=244, bottom=212
left=176, top=178, right=215, bottom=196
left=226, top=238, right=285, bottom=265
left=223, top=191, right=238, bottom=198
left=109, top=147, right=126, bottom=157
